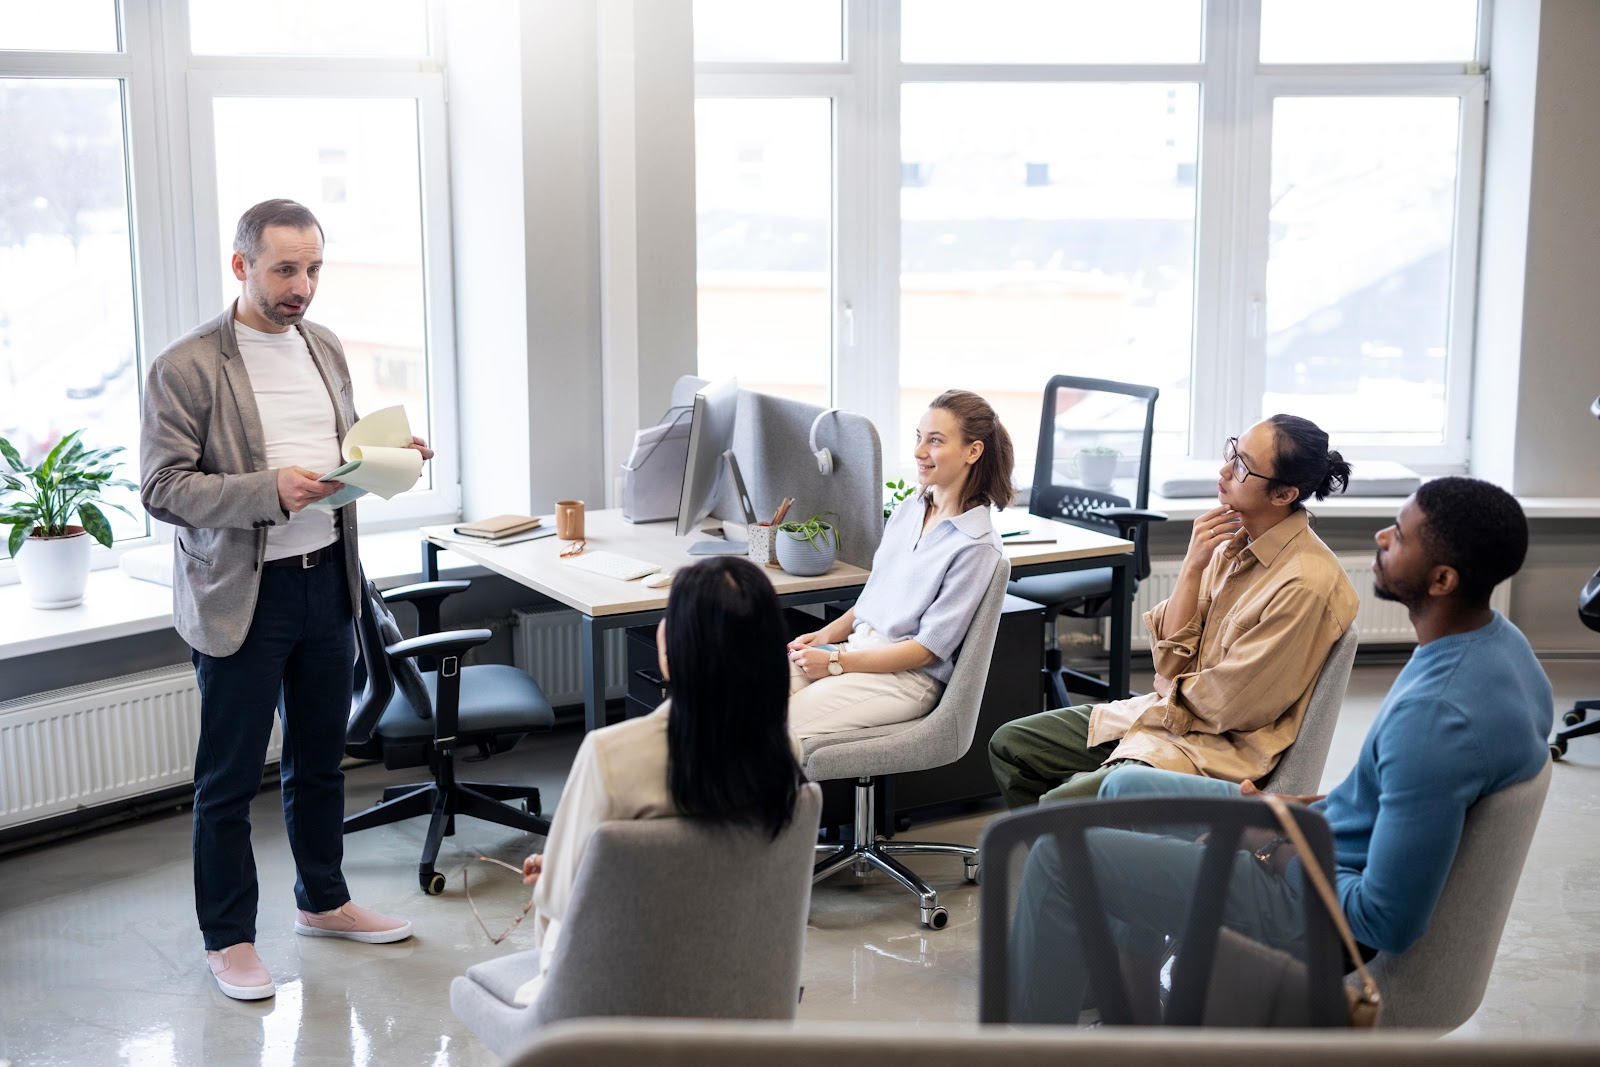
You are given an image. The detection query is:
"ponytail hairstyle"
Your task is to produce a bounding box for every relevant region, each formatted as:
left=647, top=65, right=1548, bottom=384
left=1265, top=414, right=1351, bottom=511
left=928, top=389, right=1016, bottom=513
left=663, top=556, right=802, bottom=839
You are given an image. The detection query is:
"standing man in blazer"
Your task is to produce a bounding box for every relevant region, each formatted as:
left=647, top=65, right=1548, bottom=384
left=141, top=200, right=433, bottom=1001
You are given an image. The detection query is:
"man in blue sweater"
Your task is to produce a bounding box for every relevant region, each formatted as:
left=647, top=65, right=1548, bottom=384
left=1007, top=476, right=1553, bottom=1023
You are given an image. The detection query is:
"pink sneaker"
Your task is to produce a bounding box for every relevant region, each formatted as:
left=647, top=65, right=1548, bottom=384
left=206, top=943, right=276, bottom=1000
left=294, top=901, right=413, bottom=944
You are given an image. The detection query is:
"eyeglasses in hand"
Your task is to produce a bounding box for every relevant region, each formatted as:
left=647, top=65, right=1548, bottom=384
left=463, top=855, right=535, bottom=945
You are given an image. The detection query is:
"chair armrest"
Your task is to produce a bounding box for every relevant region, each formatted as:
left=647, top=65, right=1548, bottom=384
left=386, top=627, right=493, bottom=661
left=382, top=580, right=471, bottom=639
left=382, top=580, right=472, bottom=605
left=1090, top=507, right=1167, bottom=526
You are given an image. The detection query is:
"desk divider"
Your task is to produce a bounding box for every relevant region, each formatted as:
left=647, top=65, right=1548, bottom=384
left=694, top=380, right=883, bottom=571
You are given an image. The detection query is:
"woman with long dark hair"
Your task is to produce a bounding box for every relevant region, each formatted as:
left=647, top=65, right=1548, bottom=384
left=786, top=389, right=1014, bottom=743
left=511, top=555, right=802, bottom=1005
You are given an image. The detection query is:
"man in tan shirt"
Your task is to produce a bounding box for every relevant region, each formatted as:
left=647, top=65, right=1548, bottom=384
left=990, top=415, right=1360, bottom=806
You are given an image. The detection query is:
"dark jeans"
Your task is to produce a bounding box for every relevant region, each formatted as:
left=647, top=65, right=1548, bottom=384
left=191, top=553, right=354, bottom=950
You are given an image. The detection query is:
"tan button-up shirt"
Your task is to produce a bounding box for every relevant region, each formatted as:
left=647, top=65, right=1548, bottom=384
left=1087, top=509, right=1359, bottom=783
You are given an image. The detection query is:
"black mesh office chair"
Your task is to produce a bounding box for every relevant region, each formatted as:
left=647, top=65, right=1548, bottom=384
left=1550, top=395, right=1600, bottom=761
left=1009, top=376, right=1167, bottom=709
left=344, top=578, right=554, bottom=894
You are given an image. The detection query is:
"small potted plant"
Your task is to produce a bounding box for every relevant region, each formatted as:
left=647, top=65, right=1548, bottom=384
left=1073, top=445, right=1121, bottom=490
left=1, top=430, right=137, bottom=609
left=775, top=511, right=840, bottom=577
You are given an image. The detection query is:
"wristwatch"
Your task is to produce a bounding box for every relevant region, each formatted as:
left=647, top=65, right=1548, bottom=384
left=827, top=648, right=843, bottom=676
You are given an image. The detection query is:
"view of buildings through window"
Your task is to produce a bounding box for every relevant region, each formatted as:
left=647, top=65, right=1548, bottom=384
left=0, top=1, right=444, bottom=558
left=694, top=0, right=1484, bottom=477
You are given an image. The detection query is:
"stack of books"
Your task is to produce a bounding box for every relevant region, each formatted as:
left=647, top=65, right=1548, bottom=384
left=452, top=514, right=544, bottom=541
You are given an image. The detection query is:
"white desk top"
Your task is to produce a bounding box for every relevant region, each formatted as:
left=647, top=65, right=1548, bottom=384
left=425, top=509, right=1132, bottom=618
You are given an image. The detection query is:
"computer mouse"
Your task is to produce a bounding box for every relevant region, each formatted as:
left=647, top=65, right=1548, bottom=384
left=642, top=571, right=674, bottom=588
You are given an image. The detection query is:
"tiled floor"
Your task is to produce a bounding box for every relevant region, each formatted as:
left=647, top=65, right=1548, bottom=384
left=1, top=661, right=1596, bottom=1065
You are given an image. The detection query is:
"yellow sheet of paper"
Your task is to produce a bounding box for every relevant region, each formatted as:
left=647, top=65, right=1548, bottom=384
left=310, top=405, right=424, bottom=509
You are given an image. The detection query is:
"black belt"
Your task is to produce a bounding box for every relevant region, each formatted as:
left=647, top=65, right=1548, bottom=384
left=265, top=539, right=341, bottom=569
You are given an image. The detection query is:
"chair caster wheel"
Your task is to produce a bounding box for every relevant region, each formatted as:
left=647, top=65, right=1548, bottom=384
left=964, top=861, right=981, bottom=884
left=1564, top=709, right=1587, bottom=727
left=922, top=905, right=949, bottom=930
left=1550, top=740, right=1568, bottom=762
left=421, top=869, right=446, bottom=895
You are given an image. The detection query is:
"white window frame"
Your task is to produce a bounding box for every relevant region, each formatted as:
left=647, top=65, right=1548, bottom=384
left=693, top=0, right=1490, bottom=476
left=185, top=68, right=461, bottom=526
left=0, top=0, right=459, bottom=586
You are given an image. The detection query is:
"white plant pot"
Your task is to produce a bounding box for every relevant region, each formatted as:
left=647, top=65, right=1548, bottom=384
left=776, top=527, right=838, bottom=577
left=15, top=526, right=92, bottom=609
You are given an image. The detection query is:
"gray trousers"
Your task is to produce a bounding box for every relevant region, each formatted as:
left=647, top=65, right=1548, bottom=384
left=1006, top=768, right=1307, bottom=1025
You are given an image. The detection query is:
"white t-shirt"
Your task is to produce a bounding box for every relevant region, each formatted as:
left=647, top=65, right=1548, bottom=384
left=234, top=318, right=341, bottom=560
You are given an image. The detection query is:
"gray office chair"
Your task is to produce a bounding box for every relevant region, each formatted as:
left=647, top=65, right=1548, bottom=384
left=1255, top=624, right=1359, bottom=796
left=502, top=1019, right=1600, bottom=1067
left=1008, top=376, right=1166, bottom=708
left=344, top=578, right=555, bottom=895
left=978, top=796, right=1349, bottom=1027
left=806, top=558, right=1011, bottom=929
left=1352, top=759, right=1551, bottom=1030
left=450, top=784, right=823, bottom=1058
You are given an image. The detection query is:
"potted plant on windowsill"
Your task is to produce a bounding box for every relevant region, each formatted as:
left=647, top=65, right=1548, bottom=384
left=775, top=511, right=840, bottom=577
left=1, top=430, right=137, bottom=609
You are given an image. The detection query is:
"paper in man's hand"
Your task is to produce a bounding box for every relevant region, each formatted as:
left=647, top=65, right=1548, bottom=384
left=310, top=405, right=425, bottom=510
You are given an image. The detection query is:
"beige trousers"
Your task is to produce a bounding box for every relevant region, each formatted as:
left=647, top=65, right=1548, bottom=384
left=787, top=626, right=942, bottom=744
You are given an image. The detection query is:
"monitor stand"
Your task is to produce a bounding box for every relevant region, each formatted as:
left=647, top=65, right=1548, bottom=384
left=687, top=451, right=756, bottom=556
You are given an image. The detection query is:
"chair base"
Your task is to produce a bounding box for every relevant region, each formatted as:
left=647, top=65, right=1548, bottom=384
left=1550, top=698, right=1600, bottom=760
left=812, top=777, right=979, bottom=930
left=344, top=780, right=548, bottom=894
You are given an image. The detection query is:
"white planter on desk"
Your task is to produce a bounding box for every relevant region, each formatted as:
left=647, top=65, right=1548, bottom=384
left=776, top=524, right=838, bottom=577
left=15, top=526, right=92, bottom=609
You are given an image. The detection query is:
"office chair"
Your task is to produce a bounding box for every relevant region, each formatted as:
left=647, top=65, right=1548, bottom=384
left=451, top=785, right=823, bottom=1058
left=1008, top=376, right=1167, bottom=708
left=806, top=558, right=1010, bottom=929
left=344, top=577, right=555, bottom=894
left=1549, top=395, right=1600, bottom=761
left=978, top=796, right=1350, bottom=1027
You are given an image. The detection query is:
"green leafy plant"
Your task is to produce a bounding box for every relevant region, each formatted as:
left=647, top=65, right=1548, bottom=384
left=777, top=511, right=841, bottom=554
left=883, top=478, right=916, bottom=519
left=0, top=430, right=137, bottom=557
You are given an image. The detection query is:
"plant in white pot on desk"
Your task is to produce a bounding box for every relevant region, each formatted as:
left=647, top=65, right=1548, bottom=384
left=1, top=430, right=137, bottom=609
left=775, top=512, right=839, bottom=577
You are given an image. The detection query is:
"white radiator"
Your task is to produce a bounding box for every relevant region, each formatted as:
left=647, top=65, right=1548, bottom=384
left=0, top=665, right=283, bottom=833
left=512, top=607, right=630, bottom=707
left=1111, top=556, right=1512, bottom=650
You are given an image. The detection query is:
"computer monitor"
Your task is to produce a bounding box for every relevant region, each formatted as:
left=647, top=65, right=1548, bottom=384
left=675, top=377, right=754, bottom=553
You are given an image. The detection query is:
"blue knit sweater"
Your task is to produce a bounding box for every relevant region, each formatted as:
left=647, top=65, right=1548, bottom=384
left=1313, top=612, right=1552, bottom=953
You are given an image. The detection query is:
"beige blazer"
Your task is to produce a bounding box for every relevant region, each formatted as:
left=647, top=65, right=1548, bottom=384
left=139, top=302, right=362, bottom=657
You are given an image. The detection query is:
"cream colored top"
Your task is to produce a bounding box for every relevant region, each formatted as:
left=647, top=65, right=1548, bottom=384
left=515, top=703, right=677, bottom=1005
left=1088, top=509, right=1359, bottom=784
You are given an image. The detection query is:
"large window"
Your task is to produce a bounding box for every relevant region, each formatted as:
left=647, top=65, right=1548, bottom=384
left=0, top=1, right=457, bottom=583
left=694, top=0, right=1486, bottom=478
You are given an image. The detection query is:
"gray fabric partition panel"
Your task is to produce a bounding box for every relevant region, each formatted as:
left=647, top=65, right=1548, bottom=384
left=708, top=386, right=884, bottom=570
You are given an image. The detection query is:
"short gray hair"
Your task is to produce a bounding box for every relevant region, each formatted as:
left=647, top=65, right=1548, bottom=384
left=233, top=199, right=324, bottom=264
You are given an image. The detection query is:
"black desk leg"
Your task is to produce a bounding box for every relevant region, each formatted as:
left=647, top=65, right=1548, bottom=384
left=1109, top=559, right=1132, bottom=700
left=581, top=616, right=606, bottom=733
left=422, top=540, right=442, bottom=582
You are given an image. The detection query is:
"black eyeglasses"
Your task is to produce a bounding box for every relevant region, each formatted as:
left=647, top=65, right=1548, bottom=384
left=1223, top=437, right=1274, bottom=484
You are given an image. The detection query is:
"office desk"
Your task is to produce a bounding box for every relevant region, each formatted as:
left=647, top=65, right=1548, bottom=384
left=423, top=509, right=1133, bottom=731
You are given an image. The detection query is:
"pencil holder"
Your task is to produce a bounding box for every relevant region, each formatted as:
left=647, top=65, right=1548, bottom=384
left=747, top=523, right=777, bottom=566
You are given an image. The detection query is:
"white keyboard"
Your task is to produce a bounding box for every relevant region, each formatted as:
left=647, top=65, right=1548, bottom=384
left=563, top=550, right=661, bottom=582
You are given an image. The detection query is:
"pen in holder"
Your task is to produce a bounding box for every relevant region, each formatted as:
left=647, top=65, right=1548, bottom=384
left=747, top=522, right=777, bottom=566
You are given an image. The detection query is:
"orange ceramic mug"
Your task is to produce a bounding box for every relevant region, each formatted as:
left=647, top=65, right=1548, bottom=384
left=555, top=500, right=585, bottom=540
